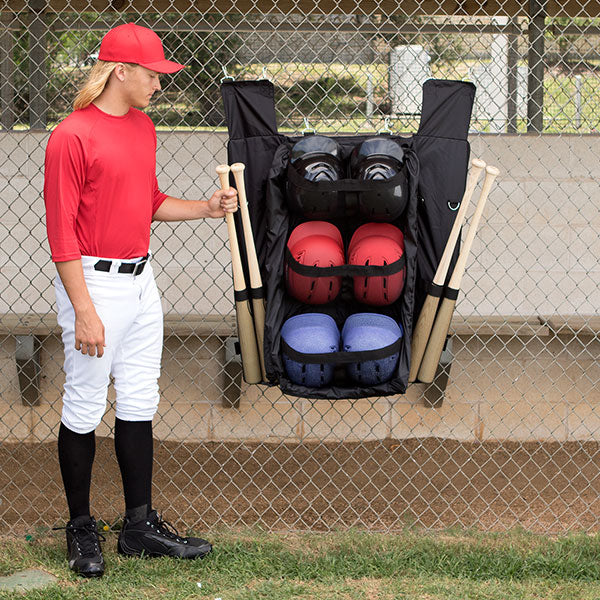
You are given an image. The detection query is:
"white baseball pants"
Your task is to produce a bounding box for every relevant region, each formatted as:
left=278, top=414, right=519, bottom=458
left=55, top=255, right=163, bottom=434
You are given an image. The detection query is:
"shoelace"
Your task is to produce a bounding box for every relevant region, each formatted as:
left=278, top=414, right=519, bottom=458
left=152, top=514, right=185, bottom=542
left=53, top=522, right=106, bottom=556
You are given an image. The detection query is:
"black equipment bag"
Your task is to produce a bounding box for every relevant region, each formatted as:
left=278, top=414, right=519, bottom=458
left=222, top=79, right=475, bottom=399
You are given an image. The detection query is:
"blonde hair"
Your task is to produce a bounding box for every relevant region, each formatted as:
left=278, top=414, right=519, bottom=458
left=73, top=60, right=119, bottom=110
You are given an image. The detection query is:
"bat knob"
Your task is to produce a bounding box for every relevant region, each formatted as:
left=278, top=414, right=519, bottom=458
left=216, top=164, right=230, bottom=174
left=486, top=165, right=500, bottom=177
left=231, top=162, right=246, bottom=174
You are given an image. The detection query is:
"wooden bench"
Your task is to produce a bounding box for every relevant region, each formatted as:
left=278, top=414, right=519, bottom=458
left=450, top=315, right=550, bottom=337
left=0, top=313, right=241, bottom=408
left=419, top=315, right=598, bottom=407
left=539, top=315, right=600, bottom=337
left=2, top=313, right=598, bottom=408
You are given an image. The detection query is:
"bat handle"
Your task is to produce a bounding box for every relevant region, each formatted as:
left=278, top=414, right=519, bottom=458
left=217, top=165, right=244, bottom=292
left=448, top=165, right=500, bottom=291
left=230, top=163, right=262, bottom=289
left=432, top=157, right=486, bottom=286
left=216, top=163, right=231, bottom=192
left=217, top=164, right=234, bottom=231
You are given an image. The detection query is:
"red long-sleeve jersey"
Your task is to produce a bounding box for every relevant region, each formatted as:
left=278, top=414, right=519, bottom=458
left=44, top=103, right=168, bottom=262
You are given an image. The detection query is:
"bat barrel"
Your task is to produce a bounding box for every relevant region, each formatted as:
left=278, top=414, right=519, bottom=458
left=408, top=289, right=442, bottom=382
left=417, top=295, right=457, bottom=383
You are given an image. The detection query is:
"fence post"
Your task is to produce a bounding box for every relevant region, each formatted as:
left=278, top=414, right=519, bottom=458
left=366, top=70, right=374, bottom=119
left=507, top=17, right=519, bottom=134
left=28, top=0, right=48, bottom=130
left=0, top=12, right=15, bottom=130
left=575, top=74, right=582, bottom=129
left=527, top=0, right=546, bottom=133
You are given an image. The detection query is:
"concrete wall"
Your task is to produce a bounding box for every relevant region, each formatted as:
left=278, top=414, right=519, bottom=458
left=2, top=131, right=598, bottom=316
left=1, top=131, right=599, bottom=443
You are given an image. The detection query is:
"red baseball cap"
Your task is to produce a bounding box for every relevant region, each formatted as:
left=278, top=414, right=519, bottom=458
left=98, top=23, right=185, bottom=73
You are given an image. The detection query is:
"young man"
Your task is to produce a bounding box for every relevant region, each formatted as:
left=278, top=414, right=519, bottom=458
left=44, top=23, right=238, bottom=577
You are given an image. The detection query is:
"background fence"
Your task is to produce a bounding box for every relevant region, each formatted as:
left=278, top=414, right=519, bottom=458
left=1, top=1, right=599, bottom=535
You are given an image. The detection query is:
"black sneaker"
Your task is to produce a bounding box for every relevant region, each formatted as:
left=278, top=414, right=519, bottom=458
left=117, top=509, right=212, bottom=559
left=54, top=515, right=105, bottom=578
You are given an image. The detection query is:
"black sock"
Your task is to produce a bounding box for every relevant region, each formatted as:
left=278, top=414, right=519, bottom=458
left=58, top=422, right=95, bottom=521
left=114, top=417, right=153, bottom=513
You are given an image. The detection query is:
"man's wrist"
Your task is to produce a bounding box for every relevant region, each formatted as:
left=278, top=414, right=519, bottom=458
left=73, top=302, right=96, bottom=318
left=195, top=199, right=211, bottom=217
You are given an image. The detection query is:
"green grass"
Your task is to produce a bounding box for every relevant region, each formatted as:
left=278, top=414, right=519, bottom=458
left=2, top=528, right=600, bottom=599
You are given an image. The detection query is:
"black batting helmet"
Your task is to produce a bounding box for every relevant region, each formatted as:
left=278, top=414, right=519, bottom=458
left=349, top=136, right=406, bottom=180
left=286, top=135, right=344, bottom=217
left=349, top=136, right=409, bottom=221
left=289, top=135, right=344, bottom=182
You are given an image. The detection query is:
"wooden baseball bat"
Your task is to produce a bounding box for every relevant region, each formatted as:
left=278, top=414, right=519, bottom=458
left=216, top=164, right=262, bottom=384
left=230, top=162, right=267, bottom=381
left=417, top=164, right=500, bottom=384
left=408, top=157, right=486, bottom=382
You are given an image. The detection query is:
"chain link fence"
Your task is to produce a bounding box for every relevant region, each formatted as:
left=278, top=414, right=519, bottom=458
left=1, top=1, right=599, bottom=534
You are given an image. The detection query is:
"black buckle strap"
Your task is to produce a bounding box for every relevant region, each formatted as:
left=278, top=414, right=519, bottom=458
left=94, top=254, right=149, bottom=276
left=281, top=337, right=402, bottom=364
left=285, top=246, right=406, bottom=278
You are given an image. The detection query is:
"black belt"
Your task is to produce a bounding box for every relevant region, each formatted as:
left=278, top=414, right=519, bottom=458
left=94, top=254, right=149, bottom=276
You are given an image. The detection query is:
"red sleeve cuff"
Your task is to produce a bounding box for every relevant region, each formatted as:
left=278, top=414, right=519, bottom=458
left=51, top=251, right=82, bottom=263
left=152, top=192, right=168, bottom=215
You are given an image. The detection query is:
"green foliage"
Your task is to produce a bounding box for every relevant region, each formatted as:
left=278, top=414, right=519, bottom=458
left=383, top=15, right=465, bottom=65
left=10, top=24, right=102, bottom=124
left=275, top=76, right=363, bottom=121
left=10, top=15, right=241, bottom=128
left=156, top=29, right=242, bottom=127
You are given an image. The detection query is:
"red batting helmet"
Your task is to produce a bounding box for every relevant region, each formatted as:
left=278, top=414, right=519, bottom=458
left=348, top=223, right=406, bottom=306
left=286, top=221, right=344, bottom=305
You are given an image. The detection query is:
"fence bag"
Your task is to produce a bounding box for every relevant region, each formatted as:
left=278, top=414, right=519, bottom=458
left=263, top=137, right=418, bottom=399
left=222, top=79, right=474, bottom=398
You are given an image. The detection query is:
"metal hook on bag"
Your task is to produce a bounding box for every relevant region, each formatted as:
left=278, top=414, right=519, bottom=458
left=378, top=116, right=392, bottom=135
left=220, top=66, right=234, bottom=83
left=301, top=117, right=316, bottom=135
left=260, top=66, right=271, bottom=82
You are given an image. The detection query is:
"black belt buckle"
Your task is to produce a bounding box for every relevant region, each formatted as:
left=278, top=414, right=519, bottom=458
left=133, top=256, right=148, bottom=276
left=118, top=254, right=149, bottom=276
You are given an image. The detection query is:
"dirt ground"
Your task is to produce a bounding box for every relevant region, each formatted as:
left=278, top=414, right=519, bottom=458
left=2, top=437, right=600, bottom=535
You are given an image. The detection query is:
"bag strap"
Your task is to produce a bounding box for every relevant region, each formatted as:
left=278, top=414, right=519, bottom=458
left=285, top=247, right=406, bottom=278
left=281, top=338, right=402, bottom=364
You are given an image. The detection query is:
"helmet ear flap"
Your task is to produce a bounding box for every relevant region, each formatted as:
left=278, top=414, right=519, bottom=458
left=281, top=313, right=340, bottom=387
left=287, top=136, right=345, bottom=218
left=349, top=136, right=410, bottom=221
